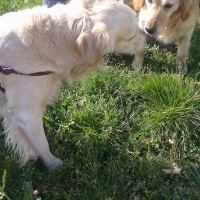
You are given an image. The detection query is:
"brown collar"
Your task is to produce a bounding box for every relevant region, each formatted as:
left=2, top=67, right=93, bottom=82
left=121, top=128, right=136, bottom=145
left=0, top=66, right=53, bottom=76
left=0, top=66, right=53, bottom=93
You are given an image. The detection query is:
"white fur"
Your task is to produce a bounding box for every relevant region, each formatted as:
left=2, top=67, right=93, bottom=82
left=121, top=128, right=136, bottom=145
left=0, top=0, right=146, bottom=169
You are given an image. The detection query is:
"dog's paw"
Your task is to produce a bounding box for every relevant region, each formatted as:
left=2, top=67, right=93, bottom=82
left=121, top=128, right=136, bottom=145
left=48, top=158, right=63, bottom=171
left=131, top=60, right=142, bottom=70
left=176, top=60, right=188, bottom=74
left=44, top=158, right=63, bottom=171
left=132, top=51, right=144, bottom=70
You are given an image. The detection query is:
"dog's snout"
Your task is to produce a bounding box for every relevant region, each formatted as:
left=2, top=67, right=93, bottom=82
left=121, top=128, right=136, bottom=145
left=145, top=25, right=156, bottom=35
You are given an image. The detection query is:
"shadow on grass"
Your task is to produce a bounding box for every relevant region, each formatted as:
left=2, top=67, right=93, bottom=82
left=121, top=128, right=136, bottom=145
left=105, top=22, right=200, bottom=78
left=1, top=133, right=200, bottom=200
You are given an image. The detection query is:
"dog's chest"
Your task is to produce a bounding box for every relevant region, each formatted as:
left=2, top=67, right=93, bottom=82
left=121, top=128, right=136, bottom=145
left=157, top=29, right=178, bottom=44
left=157, top=19, right=184, bottom=44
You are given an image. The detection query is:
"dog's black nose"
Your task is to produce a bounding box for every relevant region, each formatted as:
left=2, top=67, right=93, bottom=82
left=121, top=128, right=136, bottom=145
left=145, top=26, right=156, bottom=35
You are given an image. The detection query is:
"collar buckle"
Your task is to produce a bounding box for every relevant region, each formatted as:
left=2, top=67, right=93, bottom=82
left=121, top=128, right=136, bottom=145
left=2, top=67, right=13, bottom=75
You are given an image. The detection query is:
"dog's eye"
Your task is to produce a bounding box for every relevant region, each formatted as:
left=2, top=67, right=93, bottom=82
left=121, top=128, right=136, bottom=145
left=148, top=0, right=153, bottom=3
left=163, top=3, right=173, bottom=9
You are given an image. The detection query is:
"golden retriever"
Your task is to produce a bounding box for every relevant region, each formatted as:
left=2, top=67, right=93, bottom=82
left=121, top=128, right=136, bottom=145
left=121, top=0, right=199, bottom=72
left=0, top=0, right=146, bottom=170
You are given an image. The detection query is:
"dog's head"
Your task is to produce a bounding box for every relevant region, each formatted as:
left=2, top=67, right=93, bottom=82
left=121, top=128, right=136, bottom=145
left=112, top=1, right=147, bottom=56
left=132, top=0, right=192, bottom=36
left=76, top=0, right=147, bottom=67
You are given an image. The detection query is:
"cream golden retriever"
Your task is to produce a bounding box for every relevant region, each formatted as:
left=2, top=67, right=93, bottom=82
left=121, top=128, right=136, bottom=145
left=121, top=0, right=199, bottom=72
left=0, top=0, right=146, bottom=170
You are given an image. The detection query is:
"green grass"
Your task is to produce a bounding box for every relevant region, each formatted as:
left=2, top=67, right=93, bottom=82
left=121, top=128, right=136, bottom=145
left=0, top=0, right=42, bottom=14
left=0, top=1, right=200, bottom=199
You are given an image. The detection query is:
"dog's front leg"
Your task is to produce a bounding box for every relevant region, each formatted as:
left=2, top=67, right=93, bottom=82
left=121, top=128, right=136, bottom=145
left=14, top=101, right=63, bottom=170
left=176, top=33, right=193, bottom=73
left=132, top=50, right=144, bottom=69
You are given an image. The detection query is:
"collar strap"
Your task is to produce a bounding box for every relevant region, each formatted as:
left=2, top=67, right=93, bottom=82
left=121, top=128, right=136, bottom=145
left=0, top=66, right=53, bottom=76
left=0, top=84, right=5, bottom=93
left=0, top=66, right=53, bottom=93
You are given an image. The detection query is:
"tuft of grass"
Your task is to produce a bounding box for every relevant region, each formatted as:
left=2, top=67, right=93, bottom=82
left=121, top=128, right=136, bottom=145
left=134, top=72, right=200, bottom=157
left=0, top=170, right=10, bottom=200
left=0, top=0, right=42, bottom=15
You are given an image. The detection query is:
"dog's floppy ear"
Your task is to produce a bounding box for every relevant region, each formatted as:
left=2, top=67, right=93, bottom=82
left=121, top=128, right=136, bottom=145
left=76, top=22, right=112, bottom=67
left=180, top=0, right=191, bottom=21
left=129, top=0, right=144, bottom=11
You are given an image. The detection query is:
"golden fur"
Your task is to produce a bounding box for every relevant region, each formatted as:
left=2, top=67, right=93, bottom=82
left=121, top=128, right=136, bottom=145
left=122, top=0, right=199, bottom=72
left=0, top=0, right=146, bottom=170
